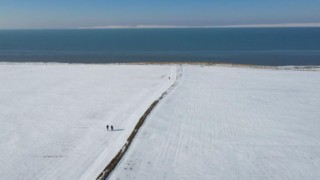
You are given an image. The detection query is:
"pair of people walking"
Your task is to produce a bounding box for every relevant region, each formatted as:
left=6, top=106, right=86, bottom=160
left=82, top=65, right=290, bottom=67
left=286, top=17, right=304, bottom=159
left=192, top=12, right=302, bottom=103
left=106, top=125, right=113, bottom=131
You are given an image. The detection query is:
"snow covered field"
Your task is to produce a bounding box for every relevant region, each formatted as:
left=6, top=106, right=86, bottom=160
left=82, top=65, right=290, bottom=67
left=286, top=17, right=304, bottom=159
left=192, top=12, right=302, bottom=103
left=110, top=66, right=320, bottom=180
left=0, top=64, right=177, bottom=180
left=1, top=64, right=319, bottom=180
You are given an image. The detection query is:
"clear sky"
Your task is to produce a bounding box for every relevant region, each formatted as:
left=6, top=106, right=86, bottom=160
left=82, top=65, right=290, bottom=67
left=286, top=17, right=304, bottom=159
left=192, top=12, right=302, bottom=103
left=0, top=0, right=320, bottom=29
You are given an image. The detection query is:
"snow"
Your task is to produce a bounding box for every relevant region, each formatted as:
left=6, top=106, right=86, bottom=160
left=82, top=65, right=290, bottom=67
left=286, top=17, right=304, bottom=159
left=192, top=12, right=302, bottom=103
left=110, top=66, right=320, bottom=180
left=0, top=64, right=177, bottom=180
left=1, top=64, right=319, bottom=180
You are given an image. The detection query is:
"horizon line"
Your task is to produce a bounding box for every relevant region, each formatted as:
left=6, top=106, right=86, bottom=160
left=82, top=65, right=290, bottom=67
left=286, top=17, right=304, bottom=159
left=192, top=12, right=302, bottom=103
left=1, top=23, right=320, bottom=30
left=79, top=23, right=320, bottom=29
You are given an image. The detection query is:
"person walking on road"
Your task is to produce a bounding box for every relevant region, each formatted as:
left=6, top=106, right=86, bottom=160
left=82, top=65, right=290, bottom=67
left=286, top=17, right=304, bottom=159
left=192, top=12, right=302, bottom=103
left=106, top=125, right=109, bottom=130
left=111, top=125, right=114, bottom=131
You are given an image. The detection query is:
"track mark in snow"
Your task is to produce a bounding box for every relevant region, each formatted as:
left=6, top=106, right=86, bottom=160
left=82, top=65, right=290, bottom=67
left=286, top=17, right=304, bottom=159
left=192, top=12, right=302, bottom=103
left=96, top=66, right=182, bottom=180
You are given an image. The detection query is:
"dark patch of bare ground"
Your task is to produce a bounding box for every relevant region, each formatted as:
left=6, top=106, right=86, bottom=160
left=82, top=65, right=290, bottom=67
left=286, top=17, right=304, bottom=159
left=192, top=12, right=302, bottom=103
left=96, top=67, right=181, bottom=180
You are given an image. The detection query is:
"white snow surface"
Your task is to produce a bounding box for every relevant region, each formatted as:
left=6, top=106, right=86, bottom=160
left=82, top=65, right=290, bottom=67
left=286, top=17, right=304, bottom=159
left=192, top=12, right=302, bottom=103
left=0, top=64, right=177, bottom=180
left=110, top=66, right=320, bottom=180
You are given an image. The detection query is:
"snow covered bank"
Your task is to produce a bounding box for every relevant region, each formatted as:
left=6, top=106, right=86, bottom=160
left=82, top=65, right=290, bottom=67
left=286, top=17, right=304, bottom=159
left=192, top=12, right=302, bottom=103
left=110, top=66, right=320, bottom=180
left=0, top=64, right=177, bottom=180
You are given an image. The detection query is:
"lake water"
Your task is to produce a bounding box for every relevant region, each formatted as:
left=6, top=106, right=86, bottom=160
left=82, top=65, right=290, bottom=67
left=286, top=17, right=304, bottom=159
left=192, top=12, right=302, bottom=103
left=0, top=28, right=320, bottom=66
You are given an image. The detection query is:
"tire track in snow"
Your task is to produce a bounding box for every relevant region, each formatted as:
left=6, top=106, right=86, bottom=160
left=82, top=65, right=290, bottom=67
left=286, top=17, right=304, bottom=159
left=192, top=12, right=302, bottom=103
left=96, top=66, right=182, bottom=180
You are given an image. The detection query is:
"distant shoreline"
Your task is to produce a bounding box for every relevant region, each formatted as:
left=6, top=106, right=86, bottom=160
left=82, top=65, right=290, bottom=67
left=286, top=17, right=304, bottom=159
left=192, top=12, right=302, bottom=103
left=80, top=25, right=320, bottom=29
left=0, top=61, right=319, bottom=71
left=2, top=24, right=320, bottom=30
left=2, top=27, right=320, bottom=31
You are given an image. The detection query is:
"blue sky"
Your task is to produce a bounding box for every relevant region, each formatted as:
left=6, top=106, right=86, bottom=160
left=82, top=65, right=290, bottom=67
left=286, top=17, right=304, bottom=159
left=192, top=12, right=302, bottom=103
left=0, top=0, right=320, bottom=29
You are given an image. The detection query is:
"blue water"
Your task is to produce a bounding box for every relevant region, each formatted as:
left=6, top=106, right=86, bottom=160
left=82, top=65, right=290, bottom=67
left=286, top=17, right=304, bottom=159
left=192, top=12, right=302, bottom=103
left=0, top=28, right=320, bottom=65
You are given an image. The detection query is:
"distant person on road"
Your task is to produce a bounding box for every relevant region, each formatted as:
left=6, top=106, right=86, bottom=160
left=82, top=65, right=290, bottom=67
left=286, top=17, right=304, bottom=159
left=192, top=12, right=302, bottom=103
left=111, top=125, right=114, bottom=131
left=106, top=125, right=109, bottom=130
